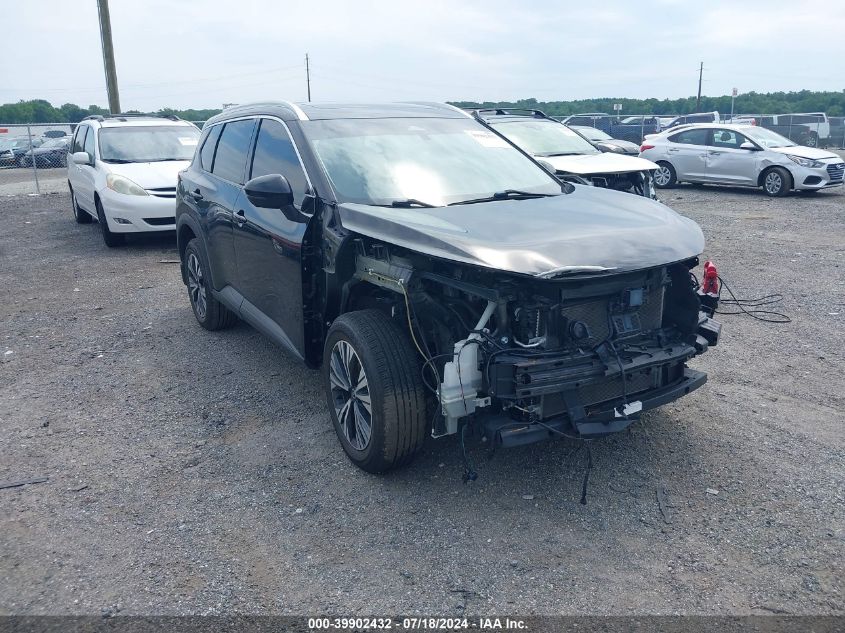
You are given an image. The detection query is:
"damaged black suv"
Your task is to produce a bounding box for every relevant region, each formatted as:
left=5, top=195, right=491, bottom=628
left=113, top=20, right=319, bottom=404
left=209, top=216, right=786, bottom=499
left=176, top=101, right=721, bottom=473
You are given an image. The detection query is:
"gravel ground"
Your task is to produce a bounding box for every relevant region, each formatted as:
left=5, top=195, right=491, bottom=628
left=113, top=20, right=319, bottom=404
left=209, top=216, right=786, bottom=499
left=0, top=186, right=843, bottom=617
left=0, top=166, right=67, bottom=195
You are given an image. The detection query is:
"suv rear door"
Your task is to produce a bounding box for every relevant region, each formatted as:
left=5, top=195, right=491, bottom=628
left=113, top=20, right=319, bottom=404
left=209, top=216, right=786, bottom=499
left=180, top=119, right=255, bottom=291
left=232, top=117, right=312, bottom=358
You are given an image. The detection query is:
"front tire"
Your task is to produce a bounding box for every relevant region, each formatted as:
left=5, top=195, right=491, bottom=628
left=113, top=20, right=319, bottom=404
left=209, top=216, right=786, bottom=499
left=184, top=238, right=237, bottom=331
left=95, top=198, right=126, bottom=247
left=69, top=186, right=92, bottom=224
left=324, top=310, right=427, bottom=473
left=762, top=167, right=791, bottom=197
left=654, top=161, right=677, bottom=188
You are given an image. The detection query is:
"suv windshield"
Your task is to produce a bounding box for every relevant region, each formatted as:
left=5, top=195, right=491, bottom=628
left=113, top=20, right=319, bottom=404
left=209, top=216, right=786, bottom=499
left=303, top=117, right=562, bottom=207
left=743, top=127, right=796, bottom=149
left=489, top=120, right=599, bottom=157
left=98, top=125, right=200, bottom=163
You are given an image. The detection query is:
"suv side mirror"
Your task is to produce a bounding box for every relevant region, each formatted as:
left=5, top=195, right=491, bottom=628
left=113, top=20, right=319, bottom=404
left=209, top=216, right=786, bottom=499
left=739, top=142, right=759, bottom=151
left=244, top=174, right=294, bottom=208
left=71, top=151, right=91, bottom=165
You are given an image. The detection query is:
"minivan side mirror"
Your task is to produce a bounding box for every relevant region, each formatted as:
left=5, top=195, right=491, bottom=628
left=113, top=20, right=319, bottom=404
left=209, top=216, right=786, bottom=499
left=739, top=142, right=760, bottom=151
left=71, top=151, right=91, bottom=165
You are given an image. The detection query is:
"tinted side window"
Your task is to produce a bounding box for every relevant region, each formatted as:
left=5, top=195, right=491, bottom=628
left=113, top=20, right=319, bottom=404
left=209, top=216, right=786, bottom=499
left=199, top=124, right=222, bottom=171
left=669, top=129, right=709, bottom=145
left=83, top=127, right=95, bottom=157
left=72, top=126, right=88, bottom=153
left=212, top=119, right=255, bottom=184
left=249, top=119, right=309, bottom=208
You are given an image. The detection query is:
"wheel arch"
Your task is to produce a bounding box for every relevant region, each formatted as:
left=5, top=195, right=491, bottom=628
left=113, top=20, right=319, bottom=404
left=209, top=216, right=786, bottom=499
left=757, top=164, right=794, bottom=189
left=176, top=214, right=208, bottom=287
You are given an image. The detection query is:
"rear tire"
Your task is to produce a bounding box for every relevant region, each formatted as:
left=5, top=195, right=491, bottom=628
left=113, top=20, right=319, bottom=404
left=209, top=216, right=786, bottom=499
left=184, top=238, right=238, bottom=331
left=69, top=186, right=92, bottom=224
left=323, top=310, right=427, bottom=473
left=654, top=161, right=677, bottom=188
left=95, top=198, right=126, bottom=247
left=762, top=167, right=791, bottom=197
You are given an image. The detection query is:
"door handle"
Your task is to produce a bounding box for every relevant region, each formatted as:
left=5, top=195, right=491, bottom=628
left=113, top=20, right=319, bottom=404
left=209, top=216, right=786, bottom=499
left=708, top=151, right=721, bottom=155
left=667, top=148, right=678, bottom=153
left=189, top=188, right=203, bottom=201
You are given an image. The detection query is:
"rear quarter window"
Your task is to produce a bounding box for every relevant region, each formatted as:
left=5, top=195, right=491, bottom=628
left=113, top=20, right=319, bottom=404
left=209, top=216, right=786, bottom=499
left=211, top=120, right=255, bottom=184
left=199, top=124, right=222, bottom=172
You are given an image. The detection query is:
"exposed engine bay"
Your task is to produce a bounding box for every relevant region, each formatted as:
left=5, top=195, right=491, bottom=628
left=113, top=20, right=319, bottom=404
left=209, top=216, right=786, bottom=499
left=347, top=238, right=720, bottom=447
left=555, top=168, right=657, bottom=199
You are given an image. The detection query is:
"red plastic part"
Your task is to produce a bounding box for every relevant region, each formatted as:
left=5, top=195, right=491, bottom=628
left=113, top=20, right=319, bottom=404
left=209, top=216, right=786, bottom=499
left=702, top=260, right=719, bottom=295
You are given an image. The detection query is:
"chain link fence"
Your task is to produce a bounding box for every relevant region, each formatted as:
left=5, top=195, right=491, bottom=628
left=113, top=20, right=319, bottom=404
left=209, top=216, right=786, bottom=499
left=0, top=123, right=75, bottom=195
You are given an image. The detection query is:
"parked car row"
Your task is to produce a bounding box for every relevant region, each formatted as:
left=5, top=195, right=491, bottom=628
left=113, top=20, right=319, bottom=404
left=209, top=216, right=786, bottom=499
left=0, top=129, right=69, bottom=168
left=641, top=123, right=845, bottom=196
left=63, top=103, right=723, bottom=473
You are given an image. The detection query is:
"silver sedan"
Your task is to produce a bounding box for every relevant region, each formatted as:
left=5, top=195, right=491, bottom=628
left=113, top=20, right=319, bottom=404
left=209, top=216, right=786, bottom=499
left=639, top=124, right=844, bottom=196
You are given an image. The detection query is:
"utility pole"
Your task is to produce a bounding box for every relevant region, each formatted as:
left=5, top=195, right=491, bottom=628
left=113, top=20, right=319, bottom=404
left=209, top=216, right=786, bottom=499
left=696, top=62, right=703, bottom=112
left=305, top=53, right=311, bottom=102
left=97, top=0, right=121, bottom=113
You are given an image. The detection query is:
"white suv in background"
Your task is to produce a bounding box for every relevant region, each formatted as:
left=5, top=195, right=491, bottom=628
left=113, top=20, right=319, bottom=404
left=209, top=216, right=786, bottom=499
left=67, top=114, right=201, bottom=247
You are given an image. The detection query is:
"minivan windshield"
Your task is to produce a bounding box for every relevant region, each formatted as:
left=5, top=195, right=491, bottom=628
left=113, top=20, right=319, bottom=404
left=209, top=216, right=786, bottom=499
left=743, top=127, right=796, bottom=149
left=303, top=117, right=562, bottom=207
left=489, top=120, right=600, bottom=157
left=98, top=125, right=200, bottom=163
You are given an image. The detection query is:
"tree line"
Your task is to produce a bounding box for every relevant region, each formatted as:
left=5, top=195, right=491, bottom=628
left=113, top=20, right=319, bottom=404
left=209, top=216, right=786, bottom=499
left=453, top=90, right=845, bottom=117
left=0, top=100, right=222, bottom=124
left=1, top=90, right=843, bottom=124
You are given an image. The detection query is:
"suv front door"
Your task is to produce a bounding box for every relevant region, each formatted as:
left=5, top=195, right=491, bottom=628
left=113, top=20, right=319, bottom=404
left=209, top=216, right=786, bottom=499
left=232, top=117, right=312, bottom=358
left=704, top=128, right=758, bottom=185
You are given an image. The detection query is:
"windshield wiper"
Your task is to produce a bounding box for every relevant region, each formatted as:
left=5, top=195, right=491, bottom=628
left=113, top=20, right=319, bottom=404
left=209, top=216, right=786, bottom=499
left=536, top=151, right=582, bottom=157
left=372, top=198, right=438, bottom=208
left=448, top=190, right=558, bottom=206
left=144, top=157, right=188, bottom=162
left=102, top=158, right=135, bottom=164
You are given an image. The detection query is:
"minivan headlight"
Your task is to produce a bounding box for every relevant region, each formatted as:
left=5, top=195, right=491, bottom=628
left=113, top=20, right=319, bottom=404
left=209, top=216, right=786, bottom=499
left=106, top=173, right=148, bottom=196
left=786, top=155, right=824, bottom=169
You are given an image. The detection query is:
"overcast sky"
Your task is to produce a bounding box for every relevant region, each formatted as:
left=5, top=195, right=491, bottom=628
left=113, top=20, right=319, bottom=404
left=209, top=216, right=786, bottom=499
left=2, top=0, right=844, bottom=111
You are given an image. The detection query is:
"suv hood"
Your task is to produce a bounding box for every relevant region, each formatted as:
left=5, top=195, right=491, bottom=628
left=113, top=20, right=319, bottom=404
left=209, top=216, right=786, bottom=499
left=768, top=146, right=839, bottom=161
left=337, top=185, right=704, bottom=277
left=101, top=160, right=190, bottom=188
left=540, top=152, right=658, bottom=175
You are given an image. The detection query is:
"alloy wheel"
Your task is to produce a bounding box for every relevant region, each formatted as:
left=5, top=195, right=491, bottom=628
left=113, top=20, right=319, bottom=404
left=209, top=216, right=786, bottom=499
left=764, top=171, right=782, bottom=195
left=186, top=252, right=207, bottom=320
left=329, top=340, right=372, bottom=451
left=655, top=165, right=672, bottom=186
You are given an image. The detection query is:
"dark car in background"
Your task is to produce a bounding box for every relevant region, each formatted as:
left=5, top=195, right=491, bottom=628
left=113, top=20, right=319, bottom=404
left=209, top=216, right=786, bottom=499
left=0, top=136, right=43, bottom=167
left=21, top=136, right=70, bottom=168
left=175, top=101, right=719, bottom=473
left=571, top=125, right=640, bottom=155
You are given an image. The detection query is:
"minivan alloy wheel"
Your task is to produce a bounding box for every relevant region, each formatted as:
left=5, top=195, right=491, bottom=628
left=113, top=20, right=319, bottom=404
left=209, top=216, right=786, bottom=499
left=186, top=252, right=207, bottom=320
left=329, top=340, right=372, bottom=451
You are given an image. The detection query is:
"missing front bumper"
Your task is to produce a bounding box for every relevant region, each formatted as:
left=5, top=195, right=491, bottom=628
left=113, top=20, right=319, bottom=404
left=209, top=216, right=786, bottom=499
left=483, top=368, right=707, bottom=447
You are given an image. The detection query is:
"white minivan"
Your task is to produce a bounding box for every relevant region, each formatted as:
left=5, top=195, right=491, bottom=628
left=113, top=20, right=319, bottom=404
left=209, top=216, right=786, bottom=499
left=67, top=114, right=200, bottom=247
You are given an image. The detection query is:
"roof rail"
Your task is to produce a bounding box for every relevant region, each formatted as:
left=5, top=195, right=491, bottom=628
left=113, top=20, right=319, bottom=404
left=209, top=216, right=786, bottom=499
left=81, top=113, right=181, bottom=123
left=470, top=107, right=553, bottom=121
